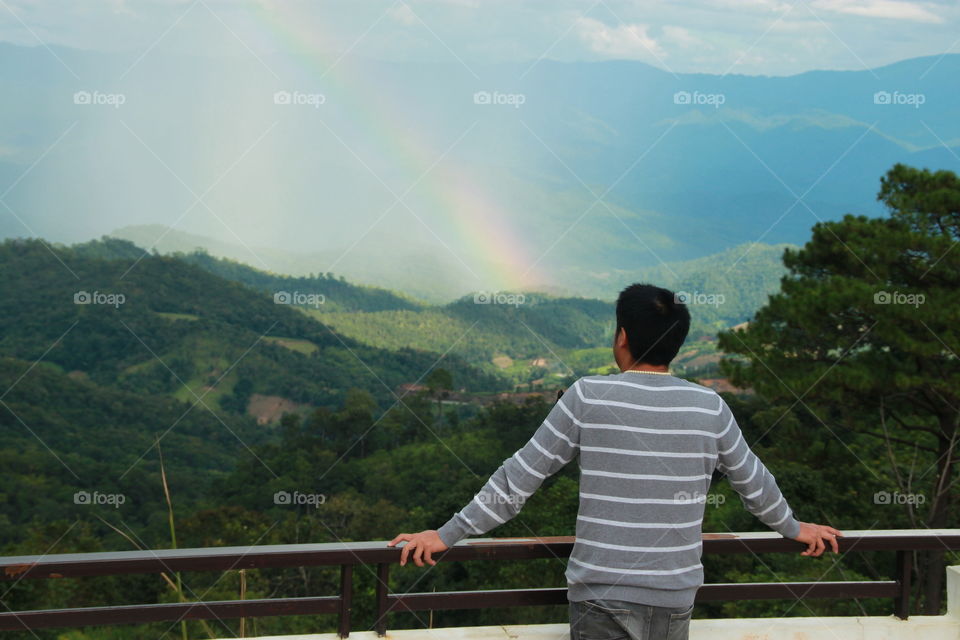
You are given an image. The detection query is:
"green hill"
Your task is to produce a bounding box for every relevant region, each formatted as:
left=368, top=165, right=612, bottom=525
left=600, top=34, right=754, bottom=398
left=311, top=295, right=615, bottom=372
left=0, top=236, right=506, bottom=545
left=303, top=244, right=791, bottom=381
left=74, top=237, right=424, bottom=313
left=106, top=226, right=793, bottom=314
left=74, top=238, right=619, bottom=381
left=75, top=238, right=791, bottom=384
left=66, top=237, right=791, bottom=385
left=172, top=250, right=425, bottom=313
left=0, top=238, right=500, bottom=410
left=590, top=242, right=793, bottom=333
left=68, top=237, right=616, bottom=385
left=0, top=355, right=269, bottom=544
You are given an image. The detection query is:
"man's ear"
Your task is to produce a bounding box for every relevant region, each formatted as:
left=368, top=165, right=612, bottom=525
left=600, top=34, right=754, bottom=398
left=615, top=326, right=628, bottom=348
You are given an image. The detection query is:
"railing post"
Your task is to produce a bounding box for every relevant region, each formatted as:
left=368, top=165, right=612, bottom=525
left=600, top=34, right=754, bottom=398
left=894, top=549, right=912, bottom=619
left=375, top=563, right=390, bottom=636
left=338, top=564, right=352, bottom=638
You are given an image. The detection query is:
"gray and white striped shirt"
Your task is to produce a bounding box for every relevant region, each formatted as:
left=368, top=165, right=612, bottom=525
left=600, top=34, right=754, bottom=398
left=436, top=371, right=801, bottom=608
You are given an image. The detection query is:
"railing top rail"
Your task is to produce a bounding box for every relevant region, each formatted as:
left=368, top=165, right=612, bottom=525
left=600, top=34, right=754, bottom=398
left=3, top=529, right=958, bottom=580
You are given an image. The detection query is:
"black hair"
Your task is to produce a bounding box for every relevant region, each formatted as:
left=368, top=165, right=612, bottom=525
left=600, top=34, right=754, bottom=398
left=615, top=283, right=690, bottom=366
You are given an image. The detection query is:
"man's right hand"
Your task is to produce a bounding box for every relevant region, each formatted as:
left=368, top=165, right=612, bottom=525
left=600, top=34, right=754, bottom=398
left=793, top=522, right=843, bottom=557
left=387, top=530, right=449, bottom=567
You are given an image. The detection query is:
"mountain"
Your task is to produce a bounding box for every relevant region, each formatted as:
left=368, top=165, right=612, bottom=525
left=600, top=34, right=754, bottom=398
left=75, top=236, right=787, bottom=385
left=112, top=238, right=424, bottom=313
left=0, top=236, right=518, bottom=540
left=106, top=224, right=461, bottom=304
left=0, top=238, right=501, bottom=410
left=0, top=234, right=767, bottom=547
left=1, top=43, right=956, bottom=297
left=106, top=225, right=790, bottom=318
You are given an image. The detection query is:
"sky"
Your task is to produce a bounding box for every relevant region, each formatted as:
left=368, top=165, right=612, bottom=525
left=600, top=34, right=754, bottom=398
left=0, top=0, right=958, bottom=76
left=1, top=0, right=958, bottom=298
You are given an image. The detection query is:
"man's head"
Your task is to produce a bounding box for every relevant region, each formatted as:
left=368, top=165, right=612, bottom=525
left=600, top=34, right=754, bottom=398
left=613, top=283, right=690, bottom=369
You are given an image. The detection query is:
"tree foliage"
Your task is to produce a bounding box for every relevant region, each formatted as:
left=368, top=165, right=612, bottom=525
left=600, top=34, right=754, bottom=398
left=719, top=163, right=960, bottom=613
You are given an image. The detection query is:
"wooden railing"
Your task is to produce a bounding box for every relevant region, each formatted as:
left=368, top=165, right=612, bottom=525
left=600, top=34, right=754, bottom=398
left=1, top=529, right=958, bottom=637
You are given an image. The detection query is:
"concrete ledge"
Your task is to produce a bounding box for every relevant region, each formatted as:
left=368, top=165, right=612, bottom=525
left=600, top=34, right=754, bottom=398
left=235, top=613, right=959, bottom=640
left=691, top=614, right=958, bottom=640
left=233, top=627, right=568, bottom=640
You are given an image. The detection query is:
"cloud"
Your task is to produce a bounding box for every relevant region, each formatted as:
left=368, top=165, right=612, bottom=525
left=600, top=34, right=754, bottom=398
left=577, top=17, right=665, bottom=61
left=810, top=0, right=943, bottom=24
left=0, top=1, right=957, bottom=75
left=661, top=25, right=703, bottom=49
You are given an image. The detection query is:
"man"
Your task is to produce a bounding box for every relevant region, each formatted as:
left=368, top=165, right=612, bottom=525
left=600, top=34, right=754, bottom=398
left=389, top=283, right=841, bottom=640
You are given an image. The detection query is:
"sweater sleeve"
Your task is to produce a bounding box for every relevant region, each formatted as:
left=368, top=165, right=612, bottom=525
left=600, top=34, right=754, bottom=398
left=436, top=380, right=582, bottom=547
left=716, top=399, right=801, bottom=540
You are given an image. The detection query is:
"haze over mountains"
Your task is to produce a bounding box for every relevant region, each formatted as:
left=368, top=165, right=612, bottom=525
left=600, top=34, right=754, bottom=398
left=107, top=223, right=790, bottom=306
left=2, top=43, right=957, bottom=298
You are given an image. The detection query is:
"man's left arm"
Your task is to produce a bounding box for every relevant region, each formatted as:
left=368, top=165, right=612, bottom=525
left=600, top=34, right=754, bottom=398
left=389, top=381, right=582, bottom=566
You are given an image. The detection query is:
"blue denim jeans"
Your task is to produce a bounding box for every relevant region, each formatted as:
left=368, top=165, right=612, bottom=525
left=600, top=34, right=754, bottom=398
left=569, top=598, right=693, bottom=640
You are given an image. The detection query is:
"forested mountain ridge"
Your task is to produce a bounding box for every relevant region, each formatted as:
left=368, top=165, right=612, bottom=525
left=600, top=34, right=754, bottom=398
left=67, top=238, right=619, bottom=382
left=72, top=236, right=425, bottom=313
left=0, top=238, right=501, bottom=408
left=107, top=225, right=792, bottom=321
left=78, top=235, right=789, bottom=383
left=0, top=236, right=500, bottom=551
left=311, top=294, right=616, bottom=374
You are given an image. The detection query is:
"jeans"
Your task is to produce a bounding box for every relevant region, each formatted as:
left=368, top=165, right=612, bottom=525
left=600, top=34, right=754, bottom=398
left=569, top=598, right=693, bottom=640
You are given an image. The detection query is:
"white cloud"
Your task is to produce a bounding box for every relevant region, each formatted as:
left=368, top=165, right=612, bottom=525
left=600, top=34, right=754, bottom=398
left=0, top=0, right=957, bottom=75
left=810, top=0, right=943, bottom=23
left=577, top=17, right=665, bottom=61
left=661, top=25, right=702, bottom=49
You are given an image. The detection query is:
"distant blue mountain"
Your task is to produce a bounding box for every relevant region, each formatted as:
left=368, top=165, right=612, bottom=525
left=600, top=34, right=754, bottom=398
left=0, top=43, right=956, bottom=297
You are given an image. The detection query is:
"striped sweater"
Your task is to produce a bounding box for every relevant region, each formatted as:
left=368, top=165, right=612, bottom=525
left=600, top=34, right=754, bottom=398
left=436, top=371, right=801, bottom=608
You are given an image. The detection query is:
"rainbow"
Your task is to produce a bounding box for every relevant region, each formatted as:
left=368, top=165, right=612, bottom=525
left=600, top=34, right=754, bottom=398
left=245, top=3, right=548, bottom=292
